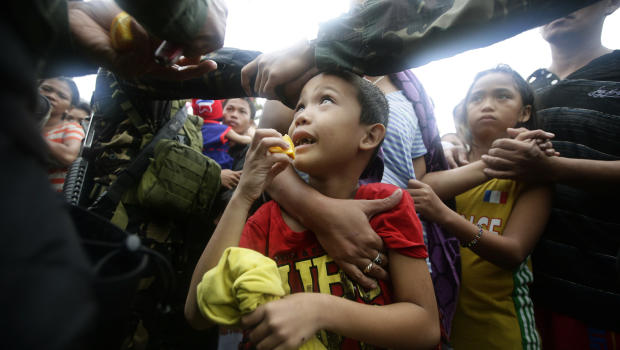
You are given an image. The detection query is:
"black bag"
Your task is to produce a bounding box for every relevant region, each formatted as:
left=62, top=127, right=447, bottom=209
left=68, top=205, right=175, bottom=349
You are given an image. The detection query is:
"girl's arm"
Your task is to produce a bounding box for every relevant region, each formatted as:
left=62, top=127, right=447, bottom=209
left=417, top=160, right=488, bottom=200
left=409, top=180, right=552, bottom=269
left=226, top=128, right=252, bottom=144
left=241, top=252, right=440, bottom=350
left=184, top=129, right=291, bottom=329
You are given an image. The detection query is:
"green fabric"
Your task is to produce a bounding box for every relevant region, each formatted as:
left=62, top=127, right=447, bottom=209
left=115, top=0, right=207, bottom=43
left=197, top=247, right=326, bottom=350
left=315, top=0, right=597, bottom=75
left=137, top=139, right=221, bottom=217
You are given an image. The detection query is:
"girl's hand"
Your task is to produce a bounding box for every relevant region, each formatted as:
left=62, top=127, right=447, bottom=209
left=240, top=293, right=323, bottom=350
left=407, top=179, right=450, bottom=223
left=236, top=129, right=292, bottom=203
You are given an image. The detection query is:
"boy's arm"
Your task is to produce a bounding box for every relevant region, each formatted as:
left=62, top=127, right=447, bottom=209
left=184, top=129, right=291, bottom=329
left=226, top=128, right=252, bottom=144
left=266, top=168, right=402, bottom=288
left=240, top=253, right=440, bottom=349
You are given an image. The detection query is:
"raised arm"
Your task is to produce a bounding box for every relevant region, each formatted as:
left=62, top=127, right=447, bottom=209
left=184, top=129, right=291, bottom=329
left=241, top=0, right=595, bottom=101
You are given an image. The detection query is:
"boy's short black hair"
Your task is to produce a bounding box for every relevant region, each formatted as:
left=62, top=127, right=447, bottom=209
left=222, top=97, right=256, bottom=120
left=322, top=70, right=389, bottom=129
left=319, top=71, right=389, bottom=177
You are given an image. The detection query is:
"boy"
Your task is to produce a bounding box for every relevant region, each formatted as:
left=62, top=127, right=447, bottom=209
left=192, top=98, right=252, bottom=170
left=185, top=71, right=439, bottom=349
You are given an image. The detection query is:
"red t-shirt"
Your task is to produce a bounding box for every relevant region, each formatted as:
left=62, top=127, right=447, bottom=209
left=239, top=183, right=427, bottom=349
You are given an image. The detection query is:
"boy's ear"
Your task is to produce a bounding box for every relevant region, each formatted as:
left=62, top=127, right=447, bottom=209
left=518, top=105, right=532, bottom=123
left=359, top=123, right=386, bottom=151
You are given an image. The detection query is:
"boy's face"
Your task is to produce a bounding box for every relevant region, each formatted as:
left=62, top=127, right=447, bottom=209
left=288, top=73, right=366, bottom=175
left=222, top=98, right=252, bottom=134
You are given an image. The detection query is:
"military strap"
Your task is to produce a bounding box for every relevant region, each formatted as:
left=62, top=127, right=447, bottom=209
left=89, top=106, right=188, bottom=215
left=105, top=70, right=153, bottom=136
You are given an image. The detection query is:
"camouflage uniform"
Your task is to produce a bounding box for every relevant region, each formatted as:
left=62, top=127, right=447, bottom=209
left=315, top=0, right=598, bottom=75
left=86, top=69, right=223, bottom=349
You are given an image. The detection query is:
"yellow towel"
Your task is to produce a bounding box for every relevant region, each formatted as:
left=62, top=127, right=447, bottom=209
left=197, top=247, right=326, bottom=349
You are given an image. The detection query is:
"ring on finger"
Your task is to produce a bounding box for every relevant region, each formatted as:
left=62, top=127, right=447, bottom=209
left=373, top=253, right=383, bottom=266
left=363, top=261, right=374, bottom=274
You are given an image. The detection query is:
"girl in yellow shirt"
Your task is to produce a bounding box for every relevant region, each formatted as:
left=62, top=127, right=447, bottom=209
left=408, top=65, right=553, bottom=350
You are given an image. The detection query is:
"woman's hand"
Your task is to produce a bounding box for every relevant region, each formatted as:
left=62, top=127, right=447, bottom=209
left=241, top=293, right=323, bottom=350
left=407, top=179, right=450, bottom=223
left=236, top=129, right=292, bottom=203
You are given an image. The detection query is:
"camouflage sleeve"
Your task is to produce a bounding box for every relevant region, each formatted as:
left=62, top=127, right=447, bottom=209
left=115, top=0, right=209, bottom=42
left=116, top=48, right=262, bottom=100
left=315, top=0, right=597, bottom=75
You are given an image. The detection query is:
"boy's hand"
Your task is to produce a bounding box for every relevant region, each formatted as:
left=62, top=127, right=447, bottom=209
left=407, top=180, right=449, bottom=222
left=236, top=129, right=292, bottom=203
left=220, top=169, right=242, bottom=189
left=241, top=293, right=323, bottom=350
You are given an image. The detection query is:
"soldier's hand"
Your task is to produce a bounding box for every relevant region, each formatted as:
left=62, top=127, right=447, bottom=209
left=241, top=40, right=318, bottom=107
left=68, top=1, right=218, bottom=81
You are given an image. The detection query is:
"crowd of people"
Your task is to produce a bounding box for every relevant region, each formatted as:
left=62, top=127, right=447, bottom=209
left=2, top=0, right=619, bottom=349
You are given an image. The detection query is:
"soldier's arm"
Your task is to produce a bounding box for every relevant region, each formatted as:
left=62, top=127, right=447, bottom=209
left=241, top=0, right=597, bottom=101
left=116, top=48, right=261, bottom=100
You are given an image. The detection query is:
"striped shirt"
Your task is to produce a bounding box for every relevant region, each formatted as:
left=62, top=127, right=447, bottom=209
left=381, top=90, right=427, bottom=188
left=44, top=122, right=85, bottom=192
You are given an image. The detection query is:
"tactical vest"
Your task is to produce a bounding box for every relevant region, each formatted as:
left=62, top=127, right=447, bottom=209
left=87, top=69, right=221, bottom=348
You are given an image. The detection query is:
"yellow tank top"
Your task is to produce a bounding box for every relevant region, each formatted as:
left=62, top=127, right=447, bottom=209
left=451, top=179, right=540, bottom=350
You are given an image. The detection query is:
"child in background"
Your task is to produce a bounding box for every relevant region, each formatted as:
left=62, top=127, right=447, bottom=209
left=40, top=77, right=85, bottom=192
left=408, top=65, right=552, bottom=349
left=186, top=71, right=440, bottom=349
left=192, top=98, right=252, bottom=170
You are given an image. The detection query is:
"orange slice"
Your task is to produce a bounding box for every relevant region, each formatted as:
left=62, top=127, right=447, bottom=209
left=269, top=134, right=295, bottom=159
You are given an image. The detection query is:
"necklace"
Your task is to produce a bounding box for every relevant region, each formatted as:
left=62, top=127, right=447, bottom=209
left=364, top=76, right=385, bottom=85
